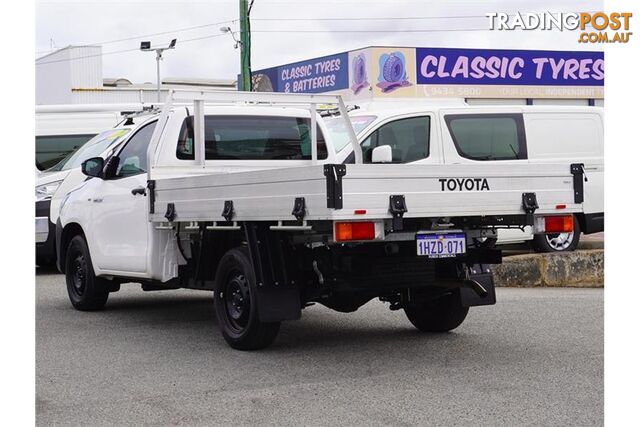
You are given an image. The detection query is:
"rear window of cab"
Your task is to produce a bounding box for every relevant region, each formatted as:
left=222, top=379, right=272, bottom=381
left=445, top=113, right=527, bottom=160
left=176, top=115, right=327, bottom=160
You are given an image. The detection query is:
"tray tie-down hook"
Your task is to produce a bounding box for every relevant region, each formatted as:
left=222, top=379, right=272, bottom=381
left=164, top=203, right=176, bottom=222
left=389, top=195, right=407, bottom=231
left=521, top=193, right=538, bottom=226
left=221, top=200, right=234, bottom=222
left=291, top=197, right=306, bottom=221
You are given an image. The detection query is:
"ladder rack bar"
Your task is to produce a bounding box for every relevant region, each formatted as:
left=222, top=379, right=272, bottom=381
left=194, top=99, right=205, bottom=168
left=337, top=97, right=362, bottom=164
left=168, top=89, right=343, bottom=106
left=310, top=103, right=317, bottom=164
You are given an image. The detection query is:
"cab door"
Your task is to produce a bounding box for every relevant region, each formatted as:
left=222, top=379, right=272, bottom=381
left=88, top=121, right=157, bottom=274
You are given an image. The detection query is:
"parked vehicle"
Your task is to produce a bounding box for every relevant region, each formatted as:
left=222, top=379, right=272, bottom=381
left=57, top=91, right=590, bottom=350
left=35, top=103, right=150, bottom=170
left=325, top=100, right=604, bottom=252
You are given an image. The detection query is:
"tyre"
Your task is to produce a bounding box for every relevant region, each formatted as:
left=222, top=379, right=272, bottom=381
left=404, top=292, right=469, bottom=333
left=213, top=247, right=280, bottom=351
left=532, top=215, right=581, bottom=252
left=64, top=235, right=109, bottom=311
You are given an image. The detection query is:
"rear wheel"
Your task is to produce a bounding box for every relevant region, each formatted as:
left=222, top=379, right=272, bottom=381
left=404, top=292, right=468, bottom=332
left=64, top=235, right=109, bottom=311
left=532, top=215, right=581, bottom=252
left=214, top=247, right=280, bottom=350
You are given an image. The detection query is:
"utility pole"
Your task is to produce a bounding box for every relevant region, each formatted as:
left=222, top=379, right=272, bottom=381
left=239, top=0, right=252, bottom=91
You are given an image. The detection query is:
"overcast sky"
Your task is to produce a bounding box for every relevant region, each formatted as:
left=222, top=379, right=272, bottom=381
left=36, top=0, right=602, bottom=83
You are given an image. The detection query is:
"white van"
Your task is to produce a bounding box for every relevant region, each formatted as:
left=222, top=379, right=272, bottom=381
left=326, top=100, right=604, bottom=251
left=35, top=104, right=155, bottom=171
left=36, top=111, right=127, bottom=170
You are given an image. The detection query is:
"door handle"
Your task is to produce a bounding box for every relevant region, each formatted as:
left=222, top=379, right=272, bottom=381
left=131, top=187, right=146, bottom=196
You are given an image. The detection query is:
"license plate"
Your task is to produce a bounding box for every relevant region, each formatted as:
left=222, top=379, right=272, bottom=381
left=416, top=232, right=466, bottom=258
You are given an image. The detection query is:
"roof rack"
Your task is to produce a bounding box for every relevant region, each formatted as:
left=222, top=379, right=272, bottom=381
left=151, top=90, right=362, bottom=170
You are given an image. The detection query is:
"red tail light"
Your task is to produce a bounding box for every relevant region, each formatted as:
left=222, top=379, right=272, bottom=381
left=335, top=221, right=376, bottom=242
left=544, top=215, right=574, bottom=233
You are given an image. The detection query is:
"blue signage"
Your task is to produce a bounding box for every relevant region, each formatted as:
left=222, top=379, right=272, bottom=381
left=416, top=47, right=604, bottom=86
left=253, top=52, right=349, bottom=93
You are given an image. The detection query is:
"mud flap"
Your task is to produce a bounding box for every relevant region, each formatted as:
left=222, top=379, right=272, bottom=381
left=244, top=222, right=302, bottom=322
left=255, top=288, right=301, bottom=323
left=460, top=264, right=497, bottom=307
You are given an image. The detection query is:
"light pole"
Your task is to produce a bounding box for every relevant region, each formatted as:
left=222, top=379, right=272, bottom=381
left=140, top=39, right=177, bottom=102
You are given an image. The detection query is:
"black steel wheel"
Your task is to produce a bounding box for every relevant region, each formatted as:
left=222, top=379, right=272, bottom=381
left=223, top=271, right=251, bottom=334
left=404, top=291, right=469, bottom=333
left=213, top=247, right=280, bottom=350
left=64, top=235, right=109, bottom=311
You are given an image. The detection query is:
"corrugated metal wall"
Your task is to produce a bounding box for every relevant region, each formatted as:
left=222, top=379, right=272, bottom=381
left=68, top=46, right=102, bottom=88
left=36, top=46, right=102, bottom=105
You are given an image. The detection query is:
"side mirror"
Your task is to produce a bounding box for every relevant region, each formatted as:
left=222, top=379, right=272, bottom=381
left=81, top=157, right=104, bottom=178
left=371, top=145, right=393, bottom=163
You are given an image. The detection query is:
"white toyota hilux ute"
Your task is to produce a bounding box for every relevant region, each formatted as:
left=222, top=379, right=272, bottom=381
left=57, top=90, right=591, bottom=351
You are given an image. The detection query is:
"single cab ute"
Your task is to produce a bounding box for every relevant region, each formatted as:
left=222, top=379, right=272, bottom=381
left=57, top=90, right=593, bottom=350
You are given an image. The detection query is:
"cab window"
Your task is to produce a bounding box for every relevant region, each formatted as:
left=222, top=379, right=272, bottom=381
left=445, top=114, right=527, bottom=160
left=176, top=115, right=327, bottom=160
left=347, top=116, right=430, bottom=164
left=115, top=121, right=157, bottom=177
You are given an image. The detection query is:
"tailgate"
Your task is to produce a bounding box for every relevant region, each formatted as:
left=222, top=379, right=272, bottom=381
left=338, top=163, right=582, bottom=218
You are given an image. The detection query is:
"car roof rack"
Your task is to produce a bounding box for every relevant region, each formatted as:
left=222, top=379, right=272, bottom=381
left=148, top=90, right=363, bottom=174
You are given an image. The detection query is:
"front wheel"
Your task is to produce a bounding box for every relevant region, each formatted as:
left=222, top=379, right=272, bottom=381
left=213, top=247, right=280, bottom=351
left=64, top=235, right=109, bottom=311
left=404, top=292, right=469, bottom=333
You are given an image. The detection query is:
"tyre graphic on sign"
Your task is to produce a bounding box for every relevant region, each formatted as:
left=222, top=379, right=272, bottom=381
left=376, top=51, right=412, bottom=93
left=350, top=54, right=370, bottom=95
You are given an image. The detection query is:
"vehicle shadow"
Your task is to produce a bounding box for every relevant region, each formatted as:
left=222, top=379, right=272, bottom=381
left=36, top=265, right=60, bottom=275
left=93, top=291, right=520, bottom=361
left=102, top=291, right=216, bottom=324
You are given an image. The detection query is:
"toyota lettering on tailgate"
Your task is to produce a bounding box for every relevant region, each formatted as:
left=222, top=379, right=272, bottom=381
left=439, top=178, right=490, bottom=191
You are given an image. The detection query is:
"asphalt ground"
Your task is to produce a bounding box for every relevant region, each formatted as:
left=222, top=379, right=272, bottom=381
left=36, top=269, right=603, bottom=426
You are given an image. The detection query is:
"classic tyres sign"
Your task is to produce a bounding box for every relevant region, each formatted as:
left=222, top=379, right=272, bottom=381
left=253, top=46, right=604, bottom=99
left=250, top=52, right=349, bottom=93
left=416, top=47, right=604, bottom=86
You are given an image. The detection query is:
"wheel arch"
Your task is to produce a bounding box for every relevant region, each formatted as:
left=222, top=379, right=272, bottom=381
left=58, top=222, right=86, bottom=274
